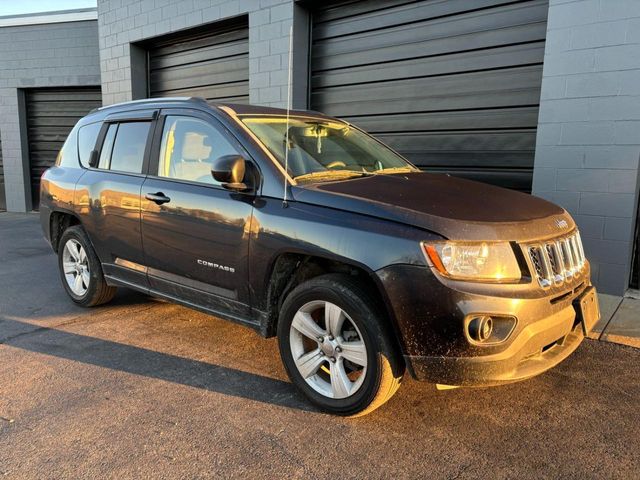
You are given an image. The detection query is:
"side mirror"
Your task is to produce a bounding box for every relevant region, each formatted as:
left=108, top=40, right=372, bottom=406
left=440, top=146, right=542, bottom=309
left=211, top=154, right=248, bottom=191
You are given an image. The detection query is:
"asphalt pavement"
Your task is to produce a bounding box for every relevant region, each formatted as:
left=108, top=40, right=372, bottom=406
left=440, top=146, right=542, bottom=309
left=1, top=212, right=638, bottom=479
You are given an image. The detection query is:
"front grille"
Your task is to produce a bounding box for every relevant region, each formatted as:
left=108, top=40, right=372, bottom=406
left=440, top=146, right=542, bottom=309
left=526, top=231, right=586, bottom=288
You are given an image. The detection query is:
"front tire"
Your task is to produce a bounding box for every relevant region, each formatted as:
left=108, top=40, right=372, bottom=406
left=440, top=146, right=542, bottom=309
left=58, top=226, right=116, bottom=307
left=277, top=274, right=404, bottom=416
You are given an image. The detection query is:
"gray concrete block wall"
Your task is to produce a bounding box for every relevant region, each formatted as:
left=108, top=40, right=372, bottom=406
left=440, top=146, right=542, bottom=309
left=533, top=0, right=640, bottom=295
left=97, top=0, right=295, bottom=108
left=0, top=20, right=101, bottom=212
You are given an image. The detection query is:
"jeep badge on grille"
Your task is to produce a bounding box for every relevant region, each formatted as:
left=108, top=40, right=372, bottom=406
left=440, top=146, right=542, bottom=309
left=555, top=218, right=569, bottom=229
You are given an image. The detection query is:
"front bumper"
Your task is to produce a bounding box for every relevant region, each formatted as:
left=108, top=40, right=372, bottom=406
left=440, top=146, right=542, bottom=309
left=377, top=264, right=599, bottom=386
left=405, top=299, right=594, bottom=386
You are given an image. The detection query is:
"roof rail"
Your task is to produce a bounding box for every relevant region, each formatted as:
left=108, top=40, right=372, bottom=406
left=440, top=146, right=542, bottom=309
left=90, top=97, right=207, bottom=114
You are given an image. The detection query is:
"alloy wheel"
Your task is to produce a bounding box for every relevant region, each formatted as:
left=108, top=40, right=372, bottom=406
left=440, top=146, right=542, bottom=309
left=289, top=300, right=368, bottom=399
left=62, top=239, right=90, bottom=296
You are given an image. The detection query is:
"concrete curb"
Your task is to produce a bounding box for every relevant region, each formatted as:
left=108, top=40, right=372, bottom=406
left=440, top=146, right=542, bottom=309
left=592, top=294, right=640, bottom=349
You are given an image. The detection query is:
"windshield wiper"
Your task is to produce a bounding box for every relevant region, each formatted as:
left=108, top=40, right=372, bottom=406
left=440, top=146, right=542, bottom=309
left=370, top=166, right=417, bottom=175
left=293, top=170, right=370, bottom=183
left=293, top=166, right=416, bottom=184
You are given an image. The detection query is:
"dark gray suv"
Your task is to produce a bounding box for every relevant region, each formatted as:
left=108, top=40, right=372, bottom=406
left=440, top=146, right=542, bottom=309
left=40, top=98, right=600, bottom=416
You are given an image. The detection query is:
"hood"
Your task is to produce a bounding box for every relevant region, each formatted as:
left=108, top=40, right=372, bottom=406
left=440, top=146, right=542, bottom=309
left=291, top=172, right=574, bottom=242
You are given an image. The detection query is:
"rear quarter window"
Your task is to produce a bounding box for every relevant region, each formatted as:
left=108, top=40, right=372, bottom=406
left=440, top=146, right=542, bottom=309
left=78, top=122, right=102, bottom=167
left=55, top=125, right=79, bottom=167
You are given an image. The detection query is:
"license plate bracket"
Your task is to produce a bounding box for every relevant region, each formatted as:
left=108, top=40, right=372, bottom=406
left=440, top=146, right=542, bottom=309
left=573, top=286, right=600, bottom=336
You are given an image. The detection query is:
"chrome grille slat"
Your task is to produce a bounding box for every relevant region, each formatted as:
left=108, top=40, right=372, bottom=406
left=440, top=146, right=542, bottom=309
left=562, top=238, right=574, bottom=279
left=526, top=231, right=587, bottom=288
left=547, top=242, right=563, bottom=284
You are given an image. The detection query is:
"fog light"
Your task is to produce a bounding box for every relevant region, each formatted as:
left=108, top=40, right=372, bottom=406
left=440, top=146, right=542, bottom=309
left=468, top=316, right=493, bottom=342
left=465, top=314, right=517, bottom=345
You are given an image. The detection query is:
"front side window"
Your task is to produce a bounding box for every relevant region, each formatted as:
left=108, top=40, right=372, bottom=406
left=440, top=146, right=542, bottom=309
left=96, top=121, right=150, bottom=173
left=157, top=116, right=239, bottom=186
left=240, top=116, right=416, bottom=183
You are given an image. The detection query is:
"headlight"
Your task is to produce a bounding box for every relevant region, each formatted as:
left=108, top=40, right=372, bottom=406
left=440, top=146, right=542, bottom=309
left=422, top=241, right=521, bottom=282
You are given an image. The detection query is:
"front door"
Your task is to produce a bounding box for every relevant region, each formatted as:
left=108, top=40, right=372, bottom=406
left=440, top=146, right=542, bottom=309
left=140, top=109, right=254, bottom=319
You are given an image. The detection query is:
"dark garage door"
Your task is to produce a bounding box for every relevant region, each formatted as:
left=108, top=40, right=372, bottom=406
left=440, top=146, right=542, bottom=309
left=26, top=87, right=102, bottom=209
left=147, top=17, right=249, bottom=103
left=310, top=0, right=548, bottom=192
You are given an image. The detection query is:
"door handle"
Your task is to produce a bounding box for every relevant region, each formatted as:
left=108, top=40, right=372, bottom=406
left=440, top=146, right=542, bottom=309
left=145, top=192, right=171, bottom=205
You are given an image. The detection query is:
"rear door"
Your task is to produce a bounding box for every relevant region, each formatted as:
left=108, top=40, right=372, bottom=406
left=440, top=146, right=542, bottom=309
left=140, top=108, right=254, bottom=319
left=76, top=110, right=156, bottom=288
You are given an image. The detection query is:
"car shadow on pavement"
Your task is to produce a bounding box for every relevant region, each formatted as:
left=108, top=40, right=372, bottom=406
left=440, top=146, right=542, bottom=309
left=0, top=317, right=314, bottom=413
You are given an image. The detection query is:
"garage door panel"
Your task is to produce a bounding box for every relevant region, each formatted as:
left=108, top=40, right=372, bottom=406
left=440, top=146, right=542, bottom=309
left=379, top=131, right=537, bottom=156
left=312, top=66, right=544, bottom=104
left=27, top=140, right=73, bottom=152
left=312, top=2, right=547, bottom=61
left=310, top=0, right=548, bottom=192
left=314, top=0, right=522, bottom=31
left=149, top=57, right=248, bottom=91
left=27, top=113, right=94, bottom=124
left=152, top=83, right=250, bottom=103
left=27, top=103, right=100, bottom=116
left=313, top=0, right=540, bottom=40
left=146, top=18, right=249, bottom=104
left=318, top=92, right=542, bottom=119
left=149, top=38, right=248, bottom=70
left=313, top=22, right=546, bottom=73
left=26, top=90, right=102, bottom=103
left=410, top=151, right=535, bottom=167
left=350, top=107, right=541, bottom=133
left=26, top=87, right=101, bottom=210
left=312, top=43, right=545, bottom=89
left=150, top=27, right=247, bottom=57
left=312, top=68, right=543, bottom=117
left=315, top=0, right=420, bottom=23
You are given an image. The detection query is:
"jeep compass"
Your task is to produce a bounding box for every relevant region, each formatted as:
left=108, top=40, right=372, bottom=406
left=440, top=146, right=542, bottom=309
left=40, top=97, right=600, bottom=416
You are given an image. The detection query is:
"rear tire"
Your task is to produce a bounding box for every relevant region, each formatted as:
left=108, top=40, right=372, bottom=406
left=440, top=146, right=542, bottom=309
left=58, top=226, right=116, bottom=307
left=277, top=274, right=404, bottom=417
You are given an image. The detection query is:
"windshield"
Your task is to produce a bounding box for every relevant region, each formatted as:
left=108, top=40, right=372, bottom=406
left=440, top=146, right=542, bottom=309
left=240, top=116, right=417, bottom=183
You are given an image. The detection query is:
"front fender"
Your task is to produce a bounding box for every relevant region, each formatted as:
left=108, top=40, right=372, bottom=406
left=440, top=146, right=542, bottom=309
left=248, top=197, right=441, bottom=317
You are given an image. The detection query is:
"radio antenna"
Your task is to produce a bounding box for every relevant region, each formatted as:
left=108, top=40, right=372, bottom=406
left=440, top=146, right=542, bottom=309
left=282, top=25, right=293, bottom=208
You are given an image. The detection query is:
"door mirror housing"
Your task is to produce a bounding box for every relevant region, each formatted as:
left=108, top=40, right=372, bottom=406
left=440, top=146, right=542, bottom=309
left=211, top=154, right=248, bottom=191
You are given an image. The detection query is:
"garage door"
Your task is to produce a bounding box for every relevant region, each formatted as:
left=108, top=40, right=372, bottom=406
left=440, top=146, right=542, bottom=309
left=310, top=0, right=548, bottom=192
left=147, top=17, right=249, bottom=103
left=26, top=87, right=102, bottom=209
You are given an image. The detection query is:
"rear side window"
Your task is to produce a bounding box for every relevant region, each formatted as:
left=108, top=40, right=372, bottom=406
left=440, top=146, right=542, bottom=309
left=98, top=121, right=151, bottom=174
left=78, top=122, right=102, bottom=167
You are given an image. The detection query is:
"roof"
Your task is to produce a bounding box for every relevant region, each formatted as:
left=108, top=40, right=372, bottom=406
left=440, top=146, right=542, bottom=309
left=92, top=97, right=336, bottom=120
